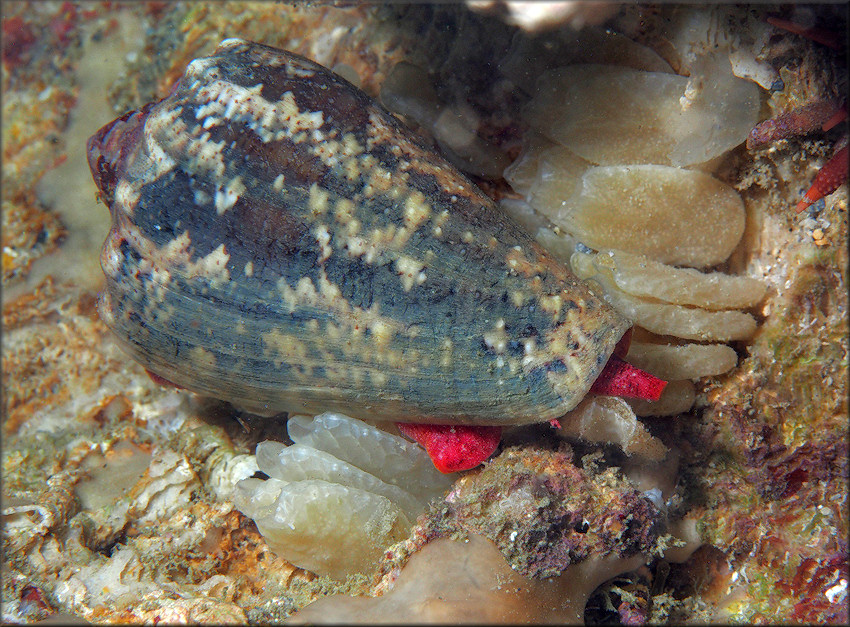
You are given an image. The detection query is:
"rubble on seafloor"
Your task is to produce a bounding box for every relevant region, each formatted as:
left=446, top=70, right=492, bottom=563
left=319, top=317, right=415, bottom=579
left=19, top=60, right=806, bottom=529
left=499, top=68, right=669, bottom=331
left=2, top=2, right=847, bottom=624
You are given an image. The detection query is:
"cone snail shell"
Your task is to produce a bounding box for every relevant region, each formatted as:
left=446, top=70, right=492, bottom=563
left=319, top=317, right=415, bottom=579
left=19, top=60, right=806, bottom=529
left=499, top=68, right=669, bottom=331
left=87, top=39, right=630, bottom=426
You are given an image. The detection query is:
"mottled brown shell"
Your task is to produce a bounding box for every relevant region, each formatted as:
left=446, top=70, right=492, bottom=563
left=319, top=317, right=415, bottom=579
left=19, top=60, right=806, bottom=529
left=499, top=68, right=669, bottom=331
left=87, top=38, right=629, bottom=425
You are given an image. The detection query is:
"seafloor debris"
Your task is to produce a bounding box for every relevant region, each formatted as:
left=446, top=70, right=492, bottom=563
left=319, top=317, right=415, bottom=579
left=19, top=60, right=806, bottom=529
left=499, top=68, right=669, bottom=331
left=466, top=0, right=619, bottom=34
left=416, top=444, right=670, bottom=580
left=286, top=440, right=693, bottom=622
left=380, top=60, right=509, bottom=178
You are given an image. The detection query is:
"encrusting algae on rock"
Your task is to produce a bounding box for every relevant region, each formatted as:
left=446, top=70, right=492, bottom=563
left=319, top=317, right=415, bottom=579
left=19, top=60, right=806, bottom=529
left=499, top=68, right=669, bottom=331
left=288, top=442, right=684, bottom=623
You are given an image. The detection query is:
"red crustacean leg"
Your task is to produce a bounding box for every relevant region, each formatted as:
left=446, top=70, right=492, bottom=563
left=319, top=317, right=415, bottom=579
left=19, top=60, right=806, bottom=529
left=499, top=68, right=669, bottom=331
left=763, top=14, right=848, bottom=214
left=822, top=106, right=847, bottom=132
left=796, top=145, right=849, bottom=213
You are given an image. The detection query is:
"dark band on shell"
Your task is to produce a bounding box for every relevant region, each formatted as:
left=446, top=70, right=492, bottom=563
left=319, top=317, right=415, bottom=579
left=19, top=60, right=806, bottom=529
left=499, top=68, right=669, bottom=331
left=87, top=38, right=629, bottom=425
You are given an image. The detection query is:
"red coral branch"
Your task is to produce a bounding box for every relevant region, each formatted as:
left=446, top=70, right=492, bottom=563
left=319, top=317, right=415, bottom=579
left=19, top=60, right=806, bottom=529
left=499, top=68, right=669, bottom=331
left=796, top=145, right=849, bottom=213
